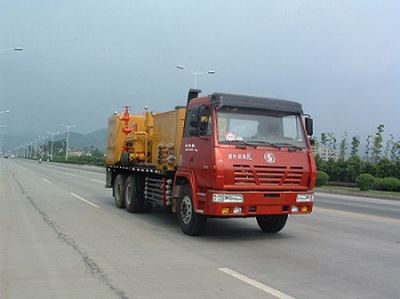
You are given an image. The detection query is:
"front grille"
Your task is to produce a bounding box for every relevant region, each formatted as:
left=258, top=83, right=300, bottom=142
left=233, top=164, right=304, bottom=186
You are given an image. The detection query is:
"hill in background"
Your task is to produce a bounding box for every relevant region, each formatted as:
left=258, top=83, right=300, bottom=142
left=2, top=129, right=108, bottom=152
left=65, top=129, right=108, bottom=151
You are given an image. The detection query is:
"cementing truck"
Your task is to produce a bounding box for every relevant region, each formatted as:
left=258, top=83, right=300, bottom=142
left=105, top=90, right=316, bottom=235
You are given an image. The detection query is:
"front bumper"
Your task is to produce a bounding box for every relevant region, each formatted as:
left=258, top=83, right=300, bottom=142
left=195, top=190, right=314, bottom=217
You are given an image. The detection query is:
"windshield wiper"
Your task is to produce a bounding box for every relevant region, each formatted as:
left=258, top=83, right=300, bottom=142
left=220, top=140, right=257, bottom=148
left=274, top=142, right=304, bottom=151
left=244, top=139, right=281, bottom=149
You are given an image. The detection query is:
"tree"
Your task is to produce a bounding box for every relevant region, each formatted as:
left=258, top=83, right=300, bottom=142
left=384, top=134, right=394, bottom=159
left=347, top=155, right=361, bottom=182
left=338, top=132, right=348, bottom=162
left=315, top=153, right=327, bottom=172
left=376, top=159, right=400, bottom=178
left=350, top=136, right=360, bottom=158
left=372, top=124, right=384, bottom=163
left=365, top=135, right=373, bottom=161
left=360, top=161, right=376, bottom=176
left=325, top=132, right=337, bottom=160
left=313, top=125, right=400, bottom=184
left=390, top=140, right=400, bottom=161
left=320, top=133, right=328, bottom=147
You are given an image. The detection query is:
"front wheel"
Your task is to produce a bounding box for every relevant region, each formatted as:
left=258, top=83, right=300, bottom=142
left=177, top=185, right=206, bottom=236
left=256, top=215, right=288, bottom=233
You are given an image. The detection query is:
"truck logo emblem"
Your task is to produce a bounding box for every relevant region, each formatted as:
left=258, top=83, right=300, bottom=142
left=264, top=152, right=276, bottom=164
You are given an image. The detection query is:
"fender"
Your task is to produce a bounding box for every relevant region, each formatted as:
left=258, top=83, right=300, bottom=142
left=308, top=151, right=317, bottom=188
left=173, top=169, right=200, bottom=209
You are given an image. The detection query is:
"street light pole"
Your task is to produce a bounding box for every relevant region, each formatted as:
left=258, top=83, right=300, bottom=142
left=61, top=124, right=76, bottom=161
left=41, top=136, right=47, bottom=159
left=0, top=47, right=23, bottom=52
left=0, top=124, right=6, bottom=154
left=29, top=140, right=34, bottom=159
left=176, top=65, right=215, bottom=89
left=47, top=131, right=59, bottom=161
left=35, top=136, right=44, bottom=159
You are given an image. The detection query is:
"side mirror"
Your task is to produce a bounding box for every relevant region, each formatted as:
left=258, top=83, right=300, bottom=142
left=198, top=115, right=209, bottom=135
left=305, top=117, right=313, bottom=136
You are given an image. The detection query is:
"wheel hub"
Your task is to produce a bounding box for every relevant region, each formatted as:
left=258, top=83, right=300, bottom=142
left=180, top=195, right=192, bottom=225
left=125, top=185, right=132, bottom=206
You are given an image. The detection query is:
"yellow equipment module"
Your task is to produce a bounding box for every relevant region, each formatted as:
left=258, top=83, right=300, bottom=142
left=106, top=106, right=186, bottom=171
left=106, top=112, right=145, bottom=165
left=150, top=107, right=186, bottom=171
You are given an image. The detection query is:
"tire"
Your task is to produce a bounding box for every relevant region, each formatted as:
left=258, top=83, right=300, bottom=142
left=113, top=174, right=126, bottom=209
left=256, top=215, right=288, bottom=233
left=124, top=175, right=145, bottom=213
left=177, top=185, right=206, bottom=236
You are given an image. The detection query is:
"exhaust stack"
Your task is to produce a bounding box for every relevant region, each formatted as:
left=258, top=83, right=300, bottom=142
left=187, top=89, right=201, bottom=105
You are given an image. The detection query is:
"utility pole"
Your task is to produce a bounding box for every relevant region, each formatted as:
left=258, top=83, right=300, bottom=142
left=61, top=124, right=76, bottom=161
left=47, top=131, right=59, bottom=160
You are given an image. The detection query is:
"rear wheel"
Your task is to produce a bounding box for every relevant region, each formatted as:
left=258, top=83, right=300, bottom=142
left=177, top=185, right=206, bottom=236
left=113, top=174, right=126, bottom=209
left=256, top=215, right=288, bottom=233
left=124, top=175, right=145, bottom=213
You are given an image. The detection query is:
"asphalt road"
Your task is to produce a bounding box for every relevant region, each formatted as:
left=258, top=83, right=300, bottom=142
left=1, top=158, right=399, bottom=299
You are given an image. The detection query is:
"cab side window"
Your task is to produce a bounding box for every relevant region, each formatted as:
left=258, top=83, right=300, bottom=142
left=184, top=105, right=212, bottom=137
left=183, top=107, right=197, bottom=137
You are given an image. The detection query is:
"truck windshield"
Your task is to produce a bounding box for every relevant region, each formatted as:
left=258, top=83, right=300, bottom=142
left=216, top=107, right=307, bottom=148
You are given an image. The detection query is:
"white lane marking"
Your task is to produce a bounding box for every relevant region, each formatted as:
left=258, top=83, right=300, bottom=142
left=63, top=172, right=78, bottom=177
left=316, top=191, right=400, bottom=206
left=218, top=267, right=295, bottom=299
left=316, top=207, right=400, bottom=224
left=90, top=178, right=104, bottom=184
left=70, top=192, right=100, bottom=209
left=41, top=177, right=52, bottom=184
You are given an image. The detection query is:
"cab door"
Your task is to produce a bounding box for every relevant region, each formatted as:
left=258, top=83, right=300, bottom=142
left=181, top=104, right=214, bottom=190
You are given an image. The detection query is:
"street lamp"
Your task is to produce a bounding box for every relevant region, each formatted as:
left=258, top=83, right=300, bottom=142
left=35, top=138, right=41, bottom=159
left=176, top=65, right=215, bottom=88
left=0, top=124, right=6, bottom=154
left=35, top=136, right=45, bottom=159
left=47, top=131, right=59, bottom=161
left=29, top=140, right=35, bottom=159
left=0, top=47, right=23, bottom=52
left=38, top=136, right=48, bottom=159
left=61, top=124, right=76, bottom=161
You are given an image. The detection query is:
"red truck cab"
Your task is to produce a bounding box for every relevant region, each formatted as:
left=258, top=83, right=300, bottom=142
left=174, top=90, right=316, bottom=235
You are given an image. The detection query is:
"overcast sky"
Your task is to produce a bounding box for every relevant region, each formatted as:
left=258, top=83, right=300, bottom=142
left=1, top=0, right=399, bottom=141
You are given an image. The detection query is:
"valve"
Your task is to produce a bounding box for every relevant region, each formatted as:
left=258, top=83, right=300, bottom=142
left=120, top=106, right=132, bottom=135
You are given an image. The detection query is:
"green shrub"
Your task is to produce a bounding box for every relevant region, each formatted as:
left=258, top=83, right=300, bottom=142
left=356, top=173, right=376, bottom=191
left=316, top=171, right=329, bottom=187
left=374, top=177, right=383, bottom=190
left=375, top=177, right=400, bottom=192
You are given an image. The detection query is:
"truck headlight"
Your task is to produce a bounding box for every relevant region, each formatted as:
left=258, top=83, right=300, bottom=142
left=213, top=193, right=244, bottom=203
left=296, top=194, right=314, bottom=202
